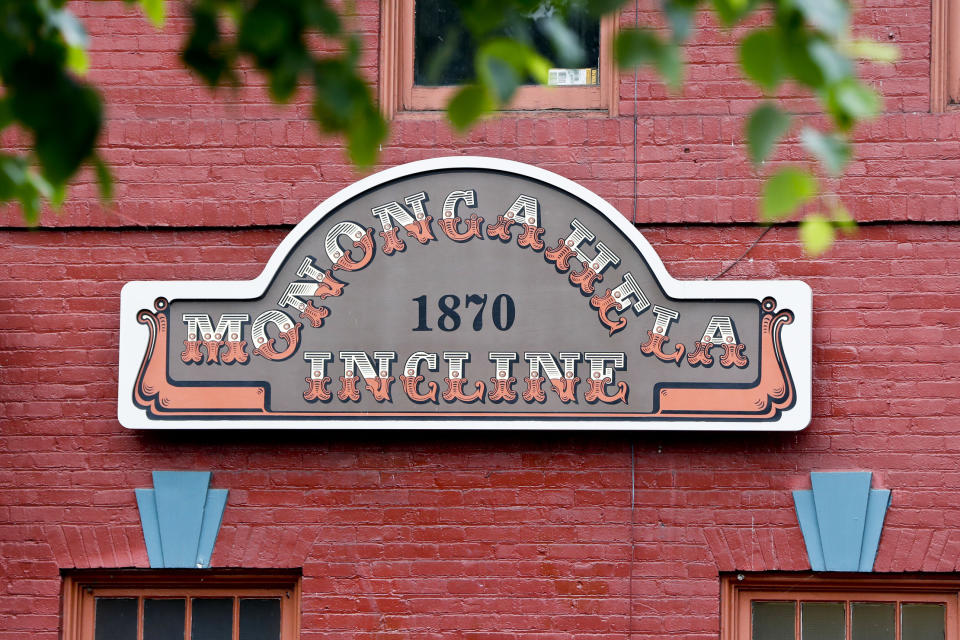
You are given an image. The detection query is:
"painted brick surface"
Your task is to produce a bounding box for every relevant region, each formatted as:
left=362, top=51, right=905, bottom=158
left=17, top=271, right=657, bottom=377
left=3, top=225, right=960, bottom=638
left=0, top=0, right=957, bottom=227
left=1, top=0, right=959, bottom=638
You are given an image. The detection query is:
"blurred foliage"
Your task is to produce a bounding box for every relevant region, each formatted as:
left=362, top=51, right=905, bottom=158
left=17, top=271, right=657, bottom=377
left=0, top=0, right=897, bottom=254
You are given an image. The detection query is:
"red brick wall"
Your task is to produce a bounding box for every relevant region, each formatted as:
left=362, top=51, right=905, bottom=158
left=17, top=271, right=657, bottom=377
left=4, top=226, right=960, bottom=638
left=1, top=0, right=959, bottom=638
left=0, top=0, right=956, bottom=228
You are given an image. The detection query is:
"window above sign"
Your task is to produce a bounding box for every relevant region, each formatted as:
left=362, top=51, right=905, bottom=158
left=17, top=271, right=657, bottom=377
left=379, top=0, right=618, bottom=117
left=722, top=574, right=958, bottom=640
left=932, top=0, right=960, bottom=111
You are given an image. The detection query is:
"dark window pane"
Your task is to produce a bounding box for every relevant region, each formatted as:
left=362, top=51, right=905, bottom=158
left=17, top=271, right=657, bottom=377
left=902, top=603, right=945, bottom=640
left=801, top=602, right=845, bottom=640
left=852, top=602, right=895, bottom=640
left=95, top=598, right=138, bottom=640
left=239, top=598, right=282, bottom=640
left=414, top=0, right=600, bottom=86
left=753, top=601, right=796, bottom=640
left=191, top=598, right=233, bottom=640
left=143, top=598, right=185, bottom=640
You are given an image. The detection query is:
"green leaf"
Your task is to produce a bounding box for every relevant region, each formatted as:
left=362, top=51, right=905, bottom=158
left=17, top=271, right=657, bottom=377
left=824, top=79, right=881, bottom=130
left=238, top=3, right=292, bottom=63
left=711, top=0, right=756, bottom=26
left=19, top=189, right=41, bottom=225
left=808, top=39, right=852, bottom=83
left=654, top=42, right=684, bottom=91
left=11, top=69, right=104, bottom=186
left=842, top=39, right=900, bottom=63
left=0, top=155, right=26, bottom=203
left=138, top=0, right=165, bottom=28
left=0, top=155, right=53, bottom=224
left=831, top=204, right=857, bottom=233
left=799, top=214, right=835, bottom=256
left=585, top=0, right=631, bottom=17
left=67, top=45, right=90, bottom=75
left=761, top=168, right=818, bottom=221
left=834, top=80, right=881, bottom=118
left=746, top=103, right=791, bottom=165
left=480, top=55, right=521, bottom=102
left=312, top=59, right=369, bottom=131
left=304, top=3, right=341, bottom=35
left=663, top=0, right=698, bottom=42
left=22, top=168, right=54, bottom=225
left=94, top=155, right=113, bottom=202
left=48, top=9, right=89, bottom=48
left=801, top=127, right=850, bottom=176
left=48, top=9, right=91, bottom=75
left=739, top=30, right=784, bottom=91
left=182, top=6, right=232, bottom=86
left=615, top=29, right=661, bottom=67
left=50, top=182, right=67, bottom=211
left=26, top=168, right=54, bottom=201
left=346, top=109, right=387, bottom=167
left=475, top=39, right=550, bottom=103
left=782, top=35, right=826, bottom=88
left=492, top=39, right=551, bottom=83
left=447, top=84, right=494, bottom=131
left=615, top=29, right=684, bottom=90
left=267, top=50, right=306, bottom=102
left=793, top=0, right=849, bottom=37
left=539, top=16, right=585, bottom=67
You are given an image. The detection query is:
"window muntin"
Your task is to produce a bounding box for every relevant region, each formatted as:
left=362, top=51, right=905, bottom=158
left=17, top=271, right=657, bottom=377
left=749, top=598, right=945, bottom=640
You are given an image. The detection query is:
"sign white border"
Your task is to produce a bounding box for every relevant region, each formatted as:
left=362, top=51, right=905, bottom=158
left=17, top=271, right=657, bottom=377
left=119, top=156, right=811, bottom=430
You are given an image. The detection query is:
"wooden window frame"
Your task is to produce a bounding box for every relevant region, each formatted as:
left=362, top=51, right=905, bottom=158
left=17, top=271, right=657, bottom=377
left=932, top=0, right=960, bottom=111
left=62, top=570, right=301, bottom=640
left=721, top=573, right=960, bottom=640
left=379, top=0, right=619, bottom=118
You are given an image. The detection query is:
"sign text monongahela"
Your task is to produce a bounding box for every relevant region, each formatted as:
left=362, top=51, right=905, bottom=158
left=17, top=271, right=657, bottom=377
left=119, top=157, right=811, bottom=430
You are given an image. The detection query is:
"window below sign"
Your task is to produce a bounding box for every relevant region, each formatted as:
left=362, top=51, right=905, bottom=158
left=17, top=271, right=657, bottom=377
left=722, top=574, right=957, bottom=640
left=62, top=571, right=300, bottom=640
left=379, top=0, right=618, bottom=117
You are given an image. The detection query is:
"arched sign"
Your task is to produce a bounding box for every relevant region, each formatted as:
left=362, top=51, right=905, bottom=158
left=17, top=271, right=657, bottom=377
left=119, top=157, right=811, bottom=430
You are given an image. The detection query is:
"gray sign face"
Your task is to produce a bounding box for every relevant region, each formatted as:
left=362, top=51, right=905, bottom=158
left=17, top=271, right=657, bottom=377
left=119, top=157, right=811, bottom=430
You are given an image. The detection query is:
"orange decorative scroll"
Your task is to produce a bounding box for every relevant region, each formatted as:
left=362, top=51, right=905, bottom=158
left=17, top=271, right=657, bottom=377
left=303, top=377, right=331, bottom=402
left=549, top=377, right=579, bottom=403
left=488, top=376, right=518, bottom=402
left=641, top=331, right=684, bottom=364
left=589, top=289, right=628, bottom=336
left=439, top=214, right=483, bottom=242
left=544, top=238, right=576, bottom=272
left=400, top=374, right=439, bottom=403
left=404, top=218, right=435, bottom=244
left=332, top=227, right=375, bottom=271
left=517, top=223, right=545, bottom=250
left=134, top=299, right=267, bottom=417
left=569, top=264, right=602, bottom=294
left=653, top=299, right=795, bottom=419
left=132, top=298, right=796, bottom=422
left=442, top=377, right=485, bottom=403
left=364, top=376, right=394, bottom=403
left=487, top=215, right=515, bottom=242
left=299, top=302, right=329, bottom=328
left=380, top=227, right=406, bottom=255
